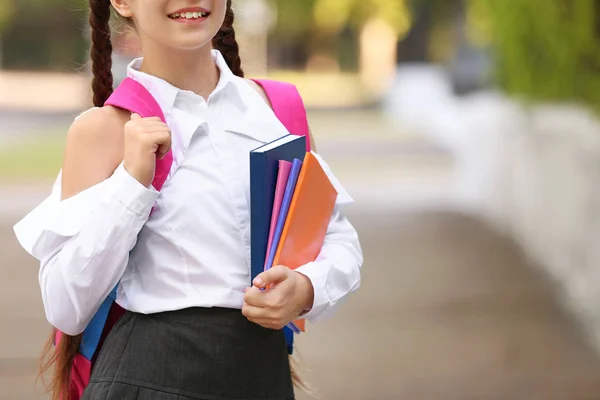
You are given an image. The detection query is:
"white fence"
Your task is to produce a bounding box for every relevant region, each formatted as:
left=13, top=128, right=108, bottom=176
left=385, top=64, right=600, bottom=349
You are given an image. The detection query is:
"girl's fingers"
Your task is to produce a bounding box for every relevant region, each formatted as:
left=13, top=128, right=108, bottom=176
left=138, top=123, right=170, bottom=131
left=241, top=303, right=266, bottom=320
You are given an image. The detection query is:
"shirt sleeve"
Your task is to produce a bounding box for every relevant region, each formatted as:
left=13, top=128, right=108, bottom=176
left=294, top=152, right=363, bottom=323
left=13, top=163, right=159, bottom=335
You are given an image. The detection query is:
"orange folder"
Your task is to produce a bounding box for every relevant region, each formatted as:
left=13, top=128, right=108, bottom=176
left=272, top=152, right=338, bottom=332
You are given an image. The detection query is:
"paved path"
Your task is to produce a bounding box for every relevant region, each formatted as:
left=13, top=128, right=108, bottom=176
left=296, top=210, right=600, bottom=399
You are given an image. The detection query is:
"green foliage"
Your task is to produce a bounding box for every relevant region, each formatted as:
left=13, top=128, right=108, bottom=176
left=467, top=0, right=600, bottom=110
left=312, top=0, right=411, bottom=35
left=0, top=0, right=16, bottom=32
left=267, top=0, right=411, bottom=69
left=0, top=0, right=86, bottom=33
left=268, top=0, right=319, bottom=39
left=269, top=0, right=411, bottom=39
left=1, top=0, right=88, bottom=70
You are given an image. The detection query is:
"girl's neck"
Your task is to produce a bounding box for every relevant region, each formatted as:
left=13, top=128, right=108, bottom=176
left=138, top=44, right=219, bottom=100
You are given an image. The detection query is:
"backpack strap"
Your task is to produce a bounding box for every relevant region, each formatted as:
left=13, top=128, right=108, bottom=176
left=105, top=77, right=173, bottom=191
left=251, top=79, right=311, bottom=152
left=76, top=290, right=119, bottom=360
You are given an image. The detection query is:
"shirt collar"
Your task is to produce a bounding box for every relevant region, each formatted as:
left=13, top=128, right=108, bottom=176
left=125, top=49, right=287, bottom=146
left=125, top=49, right=237, bottom=116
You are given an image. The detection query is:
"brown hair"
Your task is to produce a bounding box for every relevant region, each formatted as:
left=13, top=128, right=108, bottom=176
left=212, top=0, right=244, bottom=78
left=38, top=1, right=308, bottom=399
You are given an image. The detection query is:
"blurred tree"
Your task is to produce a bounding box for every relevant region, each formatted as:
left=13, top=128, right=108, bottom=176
left=0, top=0, right=16, bottom=68
left=267, top=0, right=319, bottom=69
left=268, top=0, right=411, bottom=70
left=312, top=0, right=411, bottom=49
left=269, top=0, right=319, bottom=40
left=311, top=0, right=411, bottom=35
left=397, top=0, right=472, bottom=64
left=396, top=0, right=433, bottom=63
left=2, top=0, right=87, bottom=70
left=0, top=0, right=16, bottom=32
left=466, top=0, right=600, bottom=110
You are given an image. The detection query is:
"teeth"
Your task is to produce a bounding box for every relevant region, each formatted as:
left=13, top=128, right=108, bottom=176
left=169, top=11, right=208, bottom=19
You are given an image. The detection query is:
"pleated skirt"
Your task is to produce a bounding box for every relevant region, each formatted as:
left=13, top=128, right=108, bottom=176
left=81, top=307, right=295, bottom=400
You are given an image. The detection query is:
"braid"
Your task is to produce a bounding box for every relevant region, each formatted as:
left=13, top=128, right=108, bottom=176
left=89, top=0, right=114, bottom=107
left=35, top=4, right=115, bottom=397
left=37, top=4, right=114, bottom=395
left=212, top=0, right=244, bottom=77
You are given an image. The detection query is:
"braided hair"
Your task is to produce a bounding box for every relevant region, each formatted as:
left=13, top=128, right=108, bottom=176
left=212, top=0, right=244, bottom=77
left=89, top=0, right=114, bottom=106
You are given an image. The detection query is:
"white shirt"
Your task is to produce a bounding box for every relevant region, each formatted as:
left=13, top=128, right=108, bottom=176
left=13, top=50, right=363, bottom=336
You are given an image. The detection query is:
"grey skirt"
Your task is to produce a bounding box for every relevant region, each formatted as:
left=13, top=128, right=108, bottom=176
left=81, top=307, right=295, bottom=400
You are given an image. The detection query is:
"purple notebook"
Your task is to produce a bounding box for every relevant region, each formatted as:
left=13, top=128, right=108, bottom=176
left=264, top=160, right=292, bottom=269
left=264, top=158, right=303, bottom=273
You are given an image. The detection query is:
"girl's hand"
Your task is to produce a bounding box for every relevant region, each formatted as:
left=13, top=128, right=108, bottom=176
left=123, top=113, right=171, bottom=187
left=242, top=266, right=314, bottom=330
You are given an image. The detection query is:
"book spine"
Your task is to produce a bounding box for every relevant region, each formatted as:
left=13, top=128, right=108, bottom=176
left=249, top=152, right=267, bottom=282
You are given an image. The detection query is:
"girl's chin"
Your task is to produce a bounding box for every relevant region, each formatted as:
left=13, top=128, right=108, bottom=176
left=160, top=36, right=215, bottom=52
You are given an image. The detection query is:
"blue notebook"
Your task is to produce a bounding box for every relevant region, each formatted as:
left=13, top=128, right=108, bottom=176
left=250, top=135, right=306, bottom=352
left=249, top=134, right=306, bottom=283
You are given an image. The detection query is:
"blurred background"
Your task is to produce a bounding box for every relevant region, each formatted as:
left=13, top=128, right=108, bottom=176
left=2, top=0, right=600, bottom=398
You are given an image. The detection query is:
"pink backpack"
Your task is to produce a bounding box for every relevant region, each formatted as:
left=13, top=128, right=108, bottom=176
left=55, top=77, right=311, bottom=399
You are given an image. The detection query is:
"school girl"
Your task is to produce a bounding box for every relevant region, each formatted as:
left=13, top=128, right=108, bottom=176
left=14, top=1, right=363, bottom=399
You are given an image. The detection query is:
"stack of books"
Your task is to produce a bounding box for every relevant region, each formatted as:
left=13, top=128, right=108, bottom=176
left=250, top=134, right=337, bottom=334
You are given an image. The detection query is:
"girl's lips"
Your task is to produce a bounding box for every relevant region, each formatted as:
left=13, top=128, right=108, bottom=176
left=168, top=9, right=211, bottom=24
left=169, top=15, right=210, bottom=24
left=168, top=6, right=210, bottom=17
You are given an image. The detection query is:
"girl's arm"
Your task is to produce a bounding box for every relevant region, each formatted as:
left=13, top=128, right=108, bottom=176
left=14, top=107, right=160, bottom=335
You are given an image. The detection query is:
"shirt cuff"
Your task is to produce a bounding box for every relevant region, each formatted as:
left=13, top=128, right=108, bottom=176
left=294, top=260, right=330, bottom=322
left=110, top=163, right=159, bottom=217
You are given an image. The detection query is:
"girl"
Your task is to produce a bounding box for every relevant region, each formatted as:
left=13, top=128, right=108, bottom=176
left=13, top=0, right=363, bottom=399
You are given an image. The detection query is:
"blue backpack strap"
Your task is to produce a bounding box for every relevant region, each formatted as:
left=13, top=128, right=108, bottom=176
left=284, top=325, right=295, bottom=354
left=78, top=78, right=173, bottom=359
left=79, top=286, right=118, bottom=360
